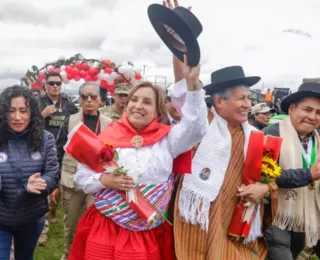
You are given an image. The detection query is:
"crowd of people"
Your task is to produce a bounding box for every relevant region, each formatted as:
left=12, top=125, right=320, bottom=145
left=1, top=1, right=320, bottom=260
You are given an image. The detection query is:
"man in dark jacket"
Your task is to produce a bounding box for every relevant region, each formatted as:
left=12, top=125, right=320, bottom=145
left=263, top=82, right=320, bottom=260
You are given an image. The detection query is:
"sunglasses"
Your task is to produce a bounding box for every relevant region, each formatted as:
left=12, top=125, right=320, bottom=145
left=80, top=93, right=99, bottom=101
left=47, top=81, right=62, bottom=87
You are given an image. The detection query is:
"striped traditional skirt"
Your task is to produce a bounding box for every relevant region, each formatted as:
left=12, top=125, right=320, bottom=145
left=69, top=178, right=175, bottom=260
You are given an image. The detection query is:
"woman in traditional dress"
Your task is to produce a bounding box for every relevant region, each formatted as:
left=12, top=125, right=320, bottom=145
left=68, top=57, right=207, bottom=260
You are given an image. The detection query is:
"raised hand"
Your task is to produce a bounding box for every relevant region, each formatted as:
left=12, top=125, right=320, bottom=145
left=183, top=55, right=201, bottom=91
left=162, top=0, right=191, bottom=10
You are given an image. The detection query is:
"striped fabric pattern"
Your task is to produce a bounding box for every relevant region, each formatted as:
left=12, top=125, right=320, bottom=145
left=94, top=175, right=174, bottom=231
left=174, top=126, right=268, bottom=260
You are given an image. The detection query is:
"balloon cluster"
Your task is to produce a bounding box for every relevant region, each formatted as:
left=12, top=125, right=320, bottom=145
left=22, top=54, right=143, bottom=95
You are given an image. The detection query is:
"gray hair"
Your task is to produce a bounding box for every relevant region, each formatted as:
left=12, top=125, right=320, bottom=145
left=78, top=82, right=101, bottom=95
left=212, top=85, right=249, bottom=107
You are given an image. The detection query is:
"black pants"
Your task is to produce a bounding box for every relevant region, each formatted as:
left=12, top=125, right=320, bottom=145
left=265, top=225, right=305, bottom=260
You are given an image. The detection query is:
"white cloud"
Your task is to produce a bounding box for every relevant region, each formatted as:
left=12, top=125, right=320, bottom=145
left=0, top=0, right=320, bottom=93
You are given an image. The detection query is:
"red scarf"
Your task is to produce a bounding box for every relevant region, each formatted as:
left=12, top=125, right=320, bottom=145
left=98, top=112, right=191, bottom=174
left=98, top=112, right=171, bottom=148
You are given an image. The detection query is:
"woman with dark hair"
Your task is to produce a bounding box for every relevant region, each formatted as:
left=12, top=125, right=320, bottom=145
left=68, top=57, right=207, bottom=260
left=0, top=86, right=59, bottom=260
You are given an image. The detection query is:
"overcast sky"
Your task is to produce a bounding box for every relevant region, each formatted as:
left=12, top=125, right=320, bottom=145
left=0, top=0, right=319, bottom=92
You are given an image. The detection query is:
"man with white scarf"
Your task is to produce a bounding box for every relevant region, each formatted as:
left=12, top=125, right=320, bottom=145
left=169, top=55, right=276, bottom=259
left=263, top=82, right=320, bottom=260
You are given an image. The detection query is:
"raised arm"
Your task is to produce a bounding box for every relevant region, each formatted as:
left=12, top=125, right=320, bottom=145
left=168, top=55, right=207, bottom=158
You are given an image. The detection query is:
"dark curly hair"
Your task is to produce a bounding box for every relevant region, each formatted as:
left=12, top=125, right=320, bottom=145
left=0, top=85, right=44, bottom=152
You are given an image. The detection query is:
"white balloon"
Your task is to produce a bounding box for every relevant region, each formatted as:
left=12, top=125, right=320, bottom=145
left=107, top=79, right=114, bottom=85
left=60, top=65, right=66, bottom=71
left=118, top=65, right=125, bottom=74
left=100, top=69, right=104, bottom=74
left=103, top=74, right=110, bottom=81
left=110, top=72, right=119, bottom=80
left=98, top=73, right=104, bottom=80
left=60, top=71, right=67, bottom=79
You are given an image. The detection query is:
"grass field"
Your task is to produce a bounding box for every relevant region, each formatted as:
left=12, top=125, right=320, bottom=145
left=33, top=208, right=320, bottom=260
left=34, top=209, right=64, bottom=260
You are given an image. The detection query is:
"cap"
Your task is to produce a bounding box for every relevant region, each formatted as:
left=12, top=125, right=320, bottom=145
left=114, top=83, right=132, bottom=95
left=251, top=102, right=276, bottom=114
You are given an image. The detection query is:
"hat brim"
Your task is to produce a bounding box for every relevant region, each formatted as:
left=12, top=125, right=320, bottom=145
left=281, top=91, right=320, bottom=114
left=203, top=76, right=261, bottom=96
left=148, top=4, right=200, bottom=66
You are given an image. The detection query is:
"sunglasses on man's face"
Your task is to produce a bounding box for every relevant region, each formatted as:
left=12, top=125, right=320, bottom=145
left=47, top=81, right=62, bottom=87
left=80, top=93, right=99, bottom=101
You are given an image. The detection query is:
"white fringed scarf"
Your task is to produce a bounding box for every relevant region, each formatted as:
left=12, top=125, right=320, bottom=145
left=178, top=108, right=256, bottom=232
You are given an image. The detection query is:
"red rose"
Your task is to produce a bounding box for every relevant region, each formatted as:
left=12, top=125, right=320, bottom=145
left=100, top=144, right=115, bottom=162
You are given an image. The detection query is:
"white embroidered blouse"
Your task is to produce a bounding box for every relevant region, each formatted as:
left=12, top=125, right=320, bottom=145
left=74, top=80, right=208, bottom=194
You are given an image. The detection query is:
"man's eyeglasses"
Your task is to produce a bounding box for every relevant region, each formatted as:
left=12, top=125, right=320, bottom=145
left=80, top=93, right=99, bottom=101
left=47, top=81, right=62, bottom=87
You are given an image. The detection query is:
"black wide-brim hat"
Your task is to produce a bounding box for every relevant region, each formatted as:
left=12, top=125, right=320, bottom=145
left=281, top=82, right=320, bottom=114
left=204, top=66, right=261, bottom=96
left=148, top=4, right=202, bottom=66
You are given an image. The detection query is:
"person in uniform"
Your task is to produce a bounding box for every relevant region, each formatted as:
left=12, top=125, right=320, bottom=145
left=99, top=83, right=132, bottom=121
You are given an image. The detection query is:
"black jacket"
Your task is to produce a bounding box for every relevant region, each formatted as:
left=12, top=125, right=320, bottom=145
left=263, top=123, right=313, bottom=188
left=0, top=130, right=59, bottom=228
left=38, top=93, right=78, bottom=139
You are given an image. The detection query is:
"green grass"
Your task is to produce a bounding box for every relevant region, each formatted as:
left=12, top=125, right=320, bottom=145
left=34, top=209, right=64, bottom=260
left=32, top=208, right=320, bottom=260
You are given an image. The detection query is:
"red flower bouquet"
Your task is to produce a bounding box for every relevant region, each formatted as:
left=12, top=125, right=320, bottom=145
left=228, top=132, right=282, bottom=241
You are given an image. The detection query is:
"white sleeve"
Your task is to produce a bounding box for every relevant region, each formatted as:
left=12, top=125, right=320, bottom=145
left=74, top=164, right=105, bottom=194
left=168, top=81, right=208, bottom=158
left=167, top=79, right=187, bottom=117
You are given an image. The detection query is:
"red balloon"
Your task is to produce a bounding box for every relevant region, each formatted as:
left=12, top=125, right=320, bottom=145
left=88, top=67, right=98, bottom=76
left=65, top=65, right=73, bottom=73
left=84, top=75, right=92, bottom=81
left=71, top=67, right=80, bottom=76
left=104, top=67, right=113, bottom=74
left=39, top=71, right=46, bottom=79
left=102, top=59, right=111, bottom=67
left=79, top=70, right=87, bottom=78
left=100, top=80, right=108, bottom=89
left=48, top=67, right=55, bottom=72
left=81, top=62, right=90, bottom=71
left=74, top=75, right=81, bottom=81
left=74, top=62, right=81, bottom=69
left=91, top=74, right=98, bottom=81
left=54, top=68, right=61, bottom=74
left=31, top=83, right=41, bottom=90
left=67, top=74, right=74, bottom=80
left=135, top=73, right=142, bottom=80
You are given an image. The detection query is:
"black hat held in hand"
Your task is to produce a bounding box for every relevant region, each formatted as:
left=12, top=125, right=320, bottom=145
left=148, top=4, right=202, bottom=66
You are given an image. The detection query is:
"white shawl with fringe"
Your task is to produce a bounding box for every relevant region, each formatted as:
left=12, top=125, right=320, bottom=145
left=178, top=108, right=256, bottom=231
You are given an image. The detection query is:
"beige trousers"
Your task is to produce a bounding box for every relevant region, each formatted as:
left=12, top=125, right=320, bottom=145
left=42, top=193, right=61, bottom=234
left=297, top=247, right=313, bottom=260
left=61, top=185, right=94, bottom=256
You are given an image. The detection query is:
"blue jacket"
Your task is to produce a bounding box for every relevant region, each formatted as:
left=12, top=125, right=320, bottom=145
left=0, top=129, right=59, bottom=228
